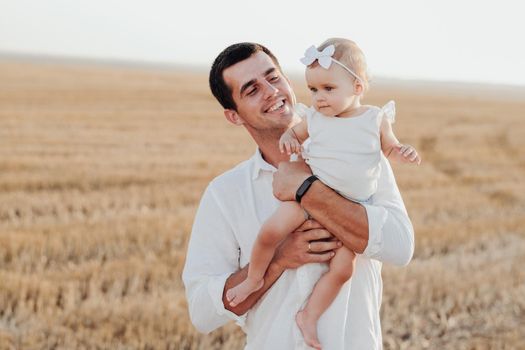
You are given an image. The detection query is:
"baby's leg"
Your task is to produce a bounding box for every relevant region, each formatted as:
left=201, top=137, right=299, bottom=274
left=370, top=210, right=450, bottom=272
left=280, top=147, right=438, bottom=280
left=226, top=201, right=306, bottom=307
left=296, top=246, right=357, bottom=349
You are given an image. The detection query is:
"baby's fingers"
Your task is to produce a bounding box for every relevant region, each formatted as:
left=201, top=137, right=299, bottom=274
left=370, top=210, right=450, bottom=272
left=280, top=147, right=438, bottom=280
left=293, top=141, right=301, bottom=154
left=285, top=142, right=293, bottom=155
left=403, top=149, right=415, bottom=158
left=401, top=145, right=414, bottom=157
left=411, top=152, right=422, bottom=165
left=402, top=145, right=422, bottom=165
left=279, top=141, right=285, bottom=154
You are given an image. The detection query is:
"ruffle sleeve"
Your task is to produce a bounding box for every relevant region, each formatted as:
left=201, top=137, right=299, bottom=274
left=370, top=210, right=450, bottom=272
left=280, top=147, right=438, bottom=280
left=294, top=102, right=310, bottom=119
left=380, top=100, right=396, bottom=123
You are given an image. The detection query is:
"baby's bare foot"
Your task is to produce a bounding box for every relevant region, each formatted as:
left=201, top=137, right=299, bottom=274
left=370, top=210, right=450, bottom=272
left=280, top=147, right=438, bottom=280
left=226, top=278, right=264, bottom=307
left=296, top=310, right=322, bottom=349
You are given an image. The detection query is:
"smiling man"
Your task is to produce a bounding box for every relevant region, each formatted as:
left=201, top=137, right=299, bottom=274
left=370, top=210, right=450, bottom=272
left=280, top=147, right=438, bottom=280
left=182, top=42, right=414, bottom=349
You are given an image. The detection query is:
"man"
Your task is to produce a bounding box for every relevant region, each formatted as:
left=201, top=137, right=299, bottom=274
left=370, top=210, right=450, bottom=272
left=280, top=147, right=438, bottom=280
left=182, top=42, right=414, bottom=349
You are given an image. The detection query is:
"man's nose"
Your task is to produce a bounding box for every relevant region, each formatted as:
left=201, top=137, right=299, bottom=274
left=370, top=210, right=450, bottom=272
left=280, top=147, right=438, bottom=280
left=262, top=80, right=279, bottom=99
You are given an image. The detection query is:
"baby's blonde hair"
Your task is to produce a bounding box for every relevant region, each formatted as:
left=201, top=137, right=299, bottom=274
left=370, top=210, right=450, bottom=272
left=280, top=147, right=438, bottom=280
left=316, top=38, right=370, bottom=92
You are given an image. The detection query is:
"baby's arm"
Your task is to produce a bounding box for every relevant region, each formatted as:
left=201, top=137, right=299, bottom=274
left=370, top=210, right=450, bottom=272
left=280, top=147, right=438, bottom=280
left=380, top=117, right=421, bottom=165
left=279, top=119, right=309, bottom=155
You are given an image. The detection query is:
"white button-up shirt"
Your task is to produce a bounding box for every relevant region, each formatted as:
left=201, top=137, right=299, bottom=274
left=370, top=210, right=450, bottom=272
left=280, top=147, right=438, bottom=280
left=182, top=149, right=414, bottom=349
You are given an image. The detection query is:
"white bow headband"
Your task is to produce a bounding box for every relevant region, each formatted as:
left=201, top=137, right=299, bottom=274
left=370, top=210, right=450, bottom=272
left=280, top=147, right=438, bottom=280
left=300, top=45, right=364, bottom=84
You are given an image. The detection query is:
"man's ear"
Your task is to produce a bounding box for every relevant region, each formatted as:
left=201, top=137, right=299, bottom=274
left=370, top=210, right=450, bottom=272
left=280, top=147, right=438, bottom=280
left=224, top=109, right=244, bottom=126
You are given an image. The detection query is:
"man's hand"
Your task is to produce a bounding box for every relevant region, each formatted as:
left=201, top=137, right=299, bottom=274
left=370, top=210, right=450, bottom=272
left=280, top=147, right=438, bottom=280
left=272, top=219, right=341, bottom=270
left=223, top=220, right=340, bottom=316
left=273, top=159, right=313, bottom=201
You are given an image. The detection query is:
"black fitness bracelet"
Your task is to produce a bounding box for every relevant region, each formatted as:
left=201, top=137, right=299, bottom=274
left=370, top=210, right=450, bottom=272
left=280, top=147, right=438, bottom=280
left=295, top=175, right=319, bottom=203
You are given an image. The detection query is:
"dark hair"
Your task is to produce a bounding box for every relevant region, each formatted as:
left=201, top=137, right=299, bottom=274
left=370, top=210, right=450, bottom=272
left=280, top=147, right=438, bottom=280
left=209, top=42, right=281, bottom=111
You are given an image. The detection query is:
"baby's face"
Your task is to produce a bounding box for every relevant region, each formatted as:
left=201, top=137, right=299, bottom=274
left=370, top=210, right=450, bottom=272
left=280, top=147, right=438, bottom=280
left=305, top=64, right=358, bottom=117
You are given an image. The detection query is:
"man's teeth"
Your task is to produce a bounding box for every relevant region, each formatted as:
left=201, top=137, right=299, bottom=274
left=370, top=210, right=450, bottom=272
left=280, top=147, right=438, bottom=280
left=268, top=100, right=284, bottom=112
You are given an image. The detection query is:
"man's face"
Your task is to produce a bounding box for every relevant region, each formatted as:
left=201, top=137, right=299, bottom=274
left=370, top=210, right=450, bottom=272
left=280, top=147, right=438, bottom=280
left=223, top=51, right=295, bottom=135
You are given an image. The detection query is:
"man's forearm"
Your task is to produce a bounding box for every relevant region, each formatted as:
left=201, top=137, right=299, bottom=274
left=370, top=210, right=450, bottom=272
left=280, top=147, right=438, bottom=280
left=301, top=181, right=369, bottom=253
left=223, top=260, right=285, bottom=316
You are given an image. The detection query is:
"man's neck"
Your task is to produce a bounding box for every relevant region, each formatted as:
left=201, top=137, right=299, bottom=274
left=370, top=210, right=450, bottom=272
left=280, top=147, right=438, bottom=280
left=258, top=141, right=290, bottom=168
left=247, top=115, right=303, bottom=168
left=246, top=125, right=292, bottom=167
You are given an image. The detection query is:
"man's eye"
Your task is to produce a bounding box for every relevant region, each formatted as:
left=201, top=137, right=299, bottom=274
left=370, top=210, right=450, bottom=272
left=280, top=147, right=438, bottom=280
left=247, top=88, right=257, bottom=96
left=269, top=76, right=279, bottom=82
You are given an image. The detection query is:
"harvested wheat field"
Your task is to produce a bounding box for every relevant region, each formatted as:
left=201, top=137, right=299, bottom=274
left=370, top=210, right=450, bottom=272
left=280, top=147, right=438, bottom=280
left=0, top=58, right=524, bottom=350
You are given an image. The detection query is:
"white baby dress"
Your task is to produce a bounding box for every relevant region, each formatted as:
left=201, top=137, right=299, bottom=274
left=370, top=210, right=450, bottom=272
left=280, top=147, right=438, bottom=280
left=300, top=101, right=396, bottom=203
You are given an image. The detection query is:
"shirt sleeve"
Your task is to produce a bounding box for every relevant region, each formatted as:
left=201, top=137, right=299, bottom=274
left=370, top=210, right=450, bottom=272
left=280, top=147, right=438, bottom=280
left=182, top=184, right=247, bottom=334
left=361, top=155, right=415, bottom=266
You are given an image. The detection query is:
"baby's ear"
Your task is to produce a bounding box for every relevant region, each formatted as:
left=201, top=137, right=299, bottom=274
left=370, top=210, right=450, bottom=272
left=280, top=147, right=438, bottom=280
left=354, top=80, right=364, bottom=96
left=224, top=109, right=244, bottom=126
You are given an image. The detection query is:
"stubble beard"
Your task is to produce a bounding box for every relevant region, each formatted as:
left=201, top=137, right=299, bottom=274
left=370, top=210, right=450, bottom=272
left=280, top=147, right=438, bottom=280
left=244, top=118, right=291, bottom=149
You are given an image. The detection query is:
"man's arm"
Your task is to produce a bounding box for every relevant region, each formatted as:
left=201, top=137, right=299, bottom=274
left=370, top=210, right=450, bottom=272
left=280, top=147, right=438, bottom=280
left=272, top=160, right=368, bottom=253
left=272, top=156, right=414, bottom=266
left=182, top=185, right=245, bottom=333
left=302, top=181, right=369, bottom=253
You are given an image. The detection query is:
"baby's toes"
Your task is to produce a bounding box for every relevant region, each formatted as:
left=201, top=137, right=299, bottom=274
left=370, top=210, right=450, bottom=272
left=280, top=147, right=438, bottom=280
left=226, top=289, right=235, bottom=302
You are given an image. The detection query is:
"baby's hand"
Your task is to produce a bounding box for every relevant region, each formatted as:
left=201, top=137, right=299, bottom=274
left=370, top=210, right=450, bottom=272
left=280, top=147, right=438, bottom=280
left=279, top=131, right=302, bottom=155
left=394, top=144, right=421, bottom=165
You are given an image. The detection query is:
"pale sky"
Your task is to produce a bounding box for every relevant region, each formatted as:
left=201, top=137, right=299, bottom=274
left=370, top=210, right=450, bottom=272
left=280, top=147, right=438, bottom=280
left=1, top=0, right=524, bottom=86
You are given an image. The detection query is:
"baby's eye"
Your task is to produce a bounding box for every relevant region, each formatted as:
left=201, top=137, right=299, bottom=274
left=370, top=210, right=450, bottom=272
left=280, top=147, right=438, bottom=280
left=309, top=87, right=317, bottom=92
left=325, top=86, right=333, bottom=91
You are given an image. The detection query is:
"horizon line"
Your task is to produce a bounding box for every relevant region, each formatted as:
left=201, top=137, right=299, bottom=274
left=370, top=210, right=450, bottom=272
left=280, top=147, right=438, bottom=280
left=2, top=49, right=525, bottom=92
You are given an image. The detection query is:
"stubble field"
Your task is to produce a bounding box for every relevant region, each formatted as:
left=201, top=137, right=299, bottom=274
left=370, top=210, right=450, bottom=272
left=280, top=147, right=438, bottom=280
left=0, top=59, right=524, bottom=349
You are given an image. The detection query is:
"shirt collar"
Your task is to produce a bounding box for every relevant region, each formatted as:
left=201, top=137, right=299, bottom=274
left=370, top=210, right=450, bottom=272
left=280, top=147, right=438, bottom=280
left=251, top=148, right=277, bottom=180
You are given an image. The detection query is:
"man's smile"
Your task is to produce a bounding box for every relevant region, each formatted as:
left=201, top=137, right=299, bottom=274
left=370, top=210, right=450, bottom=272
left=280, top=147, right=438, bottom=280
left=264, top=98, right=286, bottom=113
